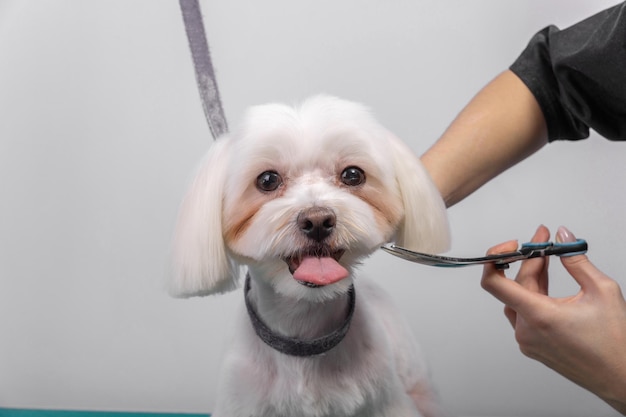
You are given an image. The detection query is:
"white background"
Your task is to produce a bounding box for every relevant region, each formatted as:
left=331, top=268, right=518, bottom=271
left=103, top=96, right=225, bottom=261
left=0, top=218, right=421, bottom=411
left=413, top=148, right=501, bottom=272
left=1, top=1, right=624, bottom=416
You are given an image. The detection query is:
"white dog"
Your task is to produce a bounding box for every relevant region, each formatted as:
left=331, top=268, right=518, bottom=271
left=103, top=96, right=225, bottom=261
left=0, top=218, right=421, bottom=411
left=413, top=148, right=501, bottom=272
left=171, top=95, right=450, bottom=417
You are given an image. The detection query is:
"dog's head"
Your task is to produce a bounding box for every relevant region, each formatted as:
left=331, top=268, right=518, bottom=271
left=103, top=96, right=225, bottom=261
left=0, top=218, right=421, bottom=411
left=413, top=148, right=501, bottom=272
left=170, top=95, right=449, bottom=300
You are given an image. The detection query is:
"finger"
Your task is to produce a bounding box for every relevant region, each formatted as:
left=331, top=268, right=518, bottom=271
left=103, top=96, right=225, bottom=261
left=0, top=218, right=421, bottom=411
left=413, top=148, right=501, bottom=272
left=482, top=264, right=543, bottom=314
left=531, top=224, right=550, bottom=243
left=557, top=226, right=613, bottom=291
left=516, top=225, right=550, bottom=294
left=486, top=239, right=519, bottom=256
left=482, top=240, right=544, bottom=314
left=481, top=239, right=516, bottom=301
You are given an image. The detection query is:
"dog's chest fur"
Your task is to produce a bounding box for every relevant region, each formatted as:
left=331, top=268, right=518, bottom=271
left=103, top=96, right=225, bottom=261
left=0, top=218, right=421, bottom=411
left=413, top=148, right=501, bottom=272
left=212, top=278, right=426, bottom=417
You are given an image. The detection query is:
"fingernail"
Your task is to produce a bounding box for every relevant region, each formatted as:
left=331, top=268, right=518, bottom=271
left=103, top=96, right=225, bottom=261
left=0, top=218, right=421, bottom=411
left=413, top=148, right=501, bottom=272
left=556, top=226, right=576, bottom=243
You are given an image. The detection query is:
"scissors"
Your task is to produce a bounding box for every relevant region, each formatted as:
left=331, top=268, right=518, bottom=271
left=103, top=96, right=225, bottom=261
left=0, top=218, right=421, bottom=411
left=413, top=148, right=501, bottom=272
left=381, top=239, right=588, bottom=269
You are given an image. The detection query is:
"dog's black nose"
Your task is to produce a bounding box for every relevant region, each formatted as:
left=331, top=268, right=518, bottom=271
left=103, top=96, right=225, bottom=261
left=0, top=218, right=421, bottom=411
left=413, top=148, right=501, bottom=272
left=297, top=207, right=336, bottom=242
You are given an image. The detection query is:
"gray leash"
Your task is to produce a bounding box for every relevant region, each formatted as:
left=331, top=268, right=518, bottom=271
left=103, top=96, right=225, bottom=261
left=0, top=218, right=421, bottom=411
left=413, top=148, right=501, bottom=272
left=179, top=0, right=228, bottom=139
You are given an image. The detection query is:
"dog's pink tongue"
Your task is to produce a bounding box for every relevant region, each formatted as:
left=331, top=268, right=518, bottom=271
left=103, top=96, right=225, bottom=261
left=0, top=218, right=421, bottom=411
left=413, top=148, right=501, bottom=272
left=293, top=256, right=349, bottom=286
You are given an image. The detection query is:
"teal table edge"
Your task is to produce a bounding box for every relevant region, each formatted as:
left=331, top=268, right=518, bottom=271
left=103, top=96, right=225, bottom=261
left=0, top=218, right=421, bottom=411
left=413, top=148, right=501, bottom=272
left=0, top=409, right=210, bottom=417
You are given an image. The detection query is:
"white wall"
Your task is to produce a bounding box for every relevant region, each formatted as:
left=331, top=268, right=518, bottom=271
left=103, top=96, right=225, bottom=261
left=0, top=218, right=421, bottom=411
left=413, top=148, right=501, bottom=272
left=1, top=1, right=623, bottom=416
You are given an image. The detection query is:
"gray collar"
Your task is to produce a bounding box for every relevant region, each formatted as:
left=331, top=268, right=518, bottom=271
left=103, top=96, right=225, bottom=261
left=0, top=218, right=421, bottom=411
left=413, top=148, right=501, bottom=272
left=244, top=274, right=356, bottom=357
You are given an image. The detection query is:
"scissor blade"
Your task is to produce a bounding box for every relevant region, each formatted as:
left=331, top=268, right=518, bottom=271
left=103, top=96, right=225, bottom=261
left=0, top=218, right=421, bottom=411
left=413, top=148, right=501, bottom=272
left=380, top=245, right=495, bottom=267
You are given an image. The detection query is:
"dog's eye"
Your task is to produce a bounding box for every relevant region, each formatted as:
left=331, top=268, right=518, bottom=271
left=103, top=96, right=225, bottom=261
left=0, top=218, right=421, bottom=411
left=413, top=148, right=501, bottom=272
left=256, top=171, right=283, bottom=192
left=340, top=166, right=365, bottom=186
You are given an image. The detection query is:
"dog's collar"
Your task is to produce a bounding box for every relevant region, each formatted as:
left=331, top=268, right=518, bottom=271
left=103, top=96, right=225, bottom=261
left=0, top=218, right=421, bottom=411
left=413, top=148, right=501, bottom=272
left=244, top=274, right=355, bottom=357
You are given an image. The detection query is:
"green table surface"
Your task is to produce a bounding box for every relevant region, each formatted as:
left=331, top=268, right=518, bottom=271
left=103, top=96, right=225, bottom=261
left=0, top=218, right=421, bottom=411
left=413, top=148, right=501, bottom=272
left=0, top=409, right=210, bottom=417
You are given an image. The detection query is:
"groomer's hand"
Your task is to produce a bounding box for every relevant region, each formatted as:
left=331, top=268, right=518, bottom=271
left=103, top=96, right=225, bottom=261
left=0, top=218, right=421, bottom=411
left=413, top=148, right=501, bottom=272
left=481, top=225, right=626, bottom=414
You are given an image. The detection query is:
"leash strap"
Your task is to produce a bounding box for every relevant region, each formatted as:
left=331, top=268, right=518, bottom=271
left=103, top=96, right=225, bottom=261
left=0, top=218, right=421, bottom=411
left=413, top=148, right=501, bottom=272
left=179, top=0, right=228, bottom=139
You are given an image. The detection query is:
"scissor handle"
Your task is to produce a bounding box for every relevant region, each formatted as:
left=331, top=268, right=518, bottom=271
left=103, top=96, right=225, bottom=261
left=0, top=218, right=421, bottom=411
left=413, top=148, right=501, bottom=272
left=495, top=239, right=588, bottom=269
left=521, top=239, right=588, bottom=256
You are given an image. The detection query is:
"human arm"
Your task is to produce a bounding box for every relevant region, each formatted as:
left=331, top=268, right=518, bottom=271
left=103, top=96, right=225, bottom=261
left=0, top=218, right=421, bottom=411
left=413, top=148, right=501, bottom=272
left=422, top=2, right=626, bottom=207
left=420, top=70, right=547, bottom=207
left=481, top=225, right=626, bottom=414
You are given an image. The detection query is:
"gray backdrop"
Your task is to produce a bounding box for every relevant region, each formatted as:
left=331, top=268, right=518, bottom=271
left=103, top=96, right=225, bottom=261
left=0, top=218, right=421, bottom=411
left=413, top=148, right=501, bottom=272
left=1, top=1, right=623, bottom=416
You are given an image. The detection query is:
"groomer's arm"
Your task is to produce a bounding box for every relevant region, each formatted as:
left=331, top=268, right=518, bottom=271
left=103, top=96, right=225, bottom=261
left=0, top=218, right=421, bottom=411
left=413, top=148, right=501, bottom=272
left=421, top=70, right=548, bottom=207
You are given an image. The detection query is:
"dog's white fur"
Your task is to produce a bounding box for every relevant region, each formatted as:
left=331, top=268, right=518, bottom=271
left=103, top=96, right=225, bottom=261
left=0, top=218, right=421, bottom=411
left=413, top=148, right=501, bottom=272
left=171, top=96, right=450, bottom=417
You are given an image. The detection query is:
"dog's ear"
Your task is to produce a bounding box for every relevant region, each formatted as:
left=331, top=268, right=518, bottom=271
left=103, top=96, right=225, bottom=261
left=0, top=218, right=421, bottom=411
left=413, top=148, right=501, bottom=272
left=388, top=134, right=450, bottom=254
left=169, top=137, right=240, bottom=297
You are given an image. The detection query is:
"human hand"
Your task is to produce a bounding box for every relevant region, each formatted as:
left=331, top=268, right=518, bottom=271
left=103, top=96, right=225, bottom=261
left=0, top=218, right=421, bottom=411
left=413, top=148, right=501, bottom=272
left=481, top=225, right=626, bottom=414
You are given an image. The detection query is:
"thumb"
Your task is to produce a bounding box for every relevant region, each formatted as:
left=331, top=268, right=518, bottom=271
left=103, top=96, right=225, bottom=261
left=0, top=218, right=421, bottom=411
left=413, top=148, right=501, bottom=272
left=556, top=226, right=610, bottom=291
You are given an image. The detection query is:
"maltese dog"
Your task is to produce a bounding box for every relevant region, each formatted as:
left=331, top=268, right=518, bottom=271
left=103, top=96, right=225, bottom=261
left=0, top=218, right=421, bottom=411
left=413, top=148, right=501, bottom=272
left=170, top=95, right=450, bottom=417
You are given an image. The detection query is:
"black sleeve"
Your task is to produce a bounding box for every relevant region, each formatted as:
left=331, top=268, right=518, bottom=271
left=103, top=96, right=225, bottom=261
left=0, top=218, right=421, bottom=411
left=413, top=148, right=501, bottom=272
left=510, top=2, right=626, bottom=142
